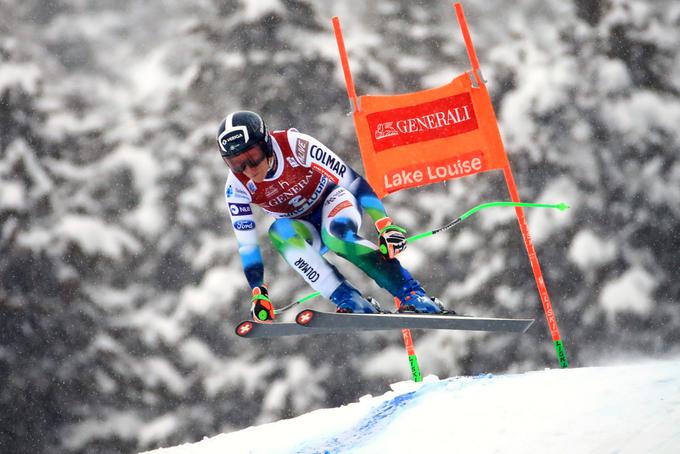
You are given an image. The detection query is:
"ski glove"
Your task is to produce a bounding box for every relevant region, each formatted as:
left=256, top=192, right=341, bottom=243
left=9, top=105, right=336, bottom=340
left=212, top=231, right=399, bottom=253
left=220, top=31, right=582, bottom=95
left=250, top=286, right=275, bottom=322
left=375, top=217, right=407, bottom=259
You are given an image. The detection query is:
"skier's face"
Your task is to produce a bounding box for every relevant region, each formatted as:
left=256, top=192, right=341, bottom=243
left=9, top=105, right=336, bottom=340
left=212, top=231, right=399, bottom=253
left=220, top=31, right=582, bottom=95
left=243, top=156, right=270, bottom=182
left=224, top=144, right=270, bottom=182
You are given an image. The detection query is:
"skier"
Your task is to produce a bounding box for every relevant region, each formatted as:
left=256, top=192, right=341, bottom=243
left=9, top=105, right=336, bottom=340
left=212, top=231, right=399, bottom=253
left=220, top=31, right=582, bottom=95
left=219, top=111, right=448, bottom=322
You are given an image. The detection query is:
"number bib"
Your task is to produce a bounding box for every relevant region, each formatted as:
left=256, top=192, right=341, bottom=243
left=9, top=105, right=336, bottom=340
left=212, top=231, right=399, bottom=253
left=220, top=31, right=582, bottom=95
left=234, top=130, right=329, bottom=219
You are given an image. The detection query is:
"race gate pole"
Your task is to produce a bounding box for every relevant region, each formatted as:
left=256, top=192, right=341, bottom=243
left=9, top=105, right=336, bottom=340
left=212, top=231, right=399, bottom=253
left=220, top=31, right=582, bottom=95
left=454, top=2, right=569, bottom=368
left=395, top=297, right=423, bottom=382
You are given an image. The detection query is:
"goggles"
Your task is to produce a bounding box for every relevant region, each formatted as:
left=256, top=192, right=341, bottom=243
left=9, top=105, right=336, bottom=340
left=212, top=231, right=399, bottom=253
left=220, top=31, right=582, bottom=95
left=222, top=145, right=267, bottom=173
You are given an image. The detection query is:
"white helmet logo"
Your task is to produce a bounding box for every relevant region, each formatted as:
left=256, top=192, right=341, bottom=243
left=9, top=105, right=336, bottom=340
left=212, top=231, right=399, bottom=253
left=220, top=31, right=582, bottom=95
left=218, top=124, right=249, bottom=152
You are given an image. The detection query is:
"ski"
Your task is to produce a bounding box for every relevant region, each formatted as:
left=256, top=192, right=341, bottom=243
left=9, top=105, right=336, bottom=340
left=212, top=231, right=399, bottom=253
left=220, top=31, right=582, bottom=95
left=234, top=320, right=344, bottom=338
left=295, top=310, right=534, bottom=333
left=236, top=310, right=534, bottom=338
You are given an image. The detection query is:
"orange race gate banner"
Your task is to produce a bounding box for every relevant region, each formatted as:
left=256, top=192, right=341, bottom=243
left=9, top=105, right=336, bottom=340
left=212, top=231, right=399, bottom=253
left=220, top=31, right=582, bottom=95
left=355, top=72, right=508, bottom=198
left=332, top=2, right=569, bottom=370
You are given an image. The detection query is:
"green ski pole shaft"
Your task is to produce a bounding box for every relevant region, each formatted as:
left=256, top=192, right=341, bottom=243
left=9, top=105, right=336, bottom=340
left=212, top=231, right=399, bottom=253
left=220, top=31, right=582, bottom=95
left=295, top=201, right=569, bottom=307
left=381, top=201, right=569, bottom=254
left=274, top=291, right=321, bottom=315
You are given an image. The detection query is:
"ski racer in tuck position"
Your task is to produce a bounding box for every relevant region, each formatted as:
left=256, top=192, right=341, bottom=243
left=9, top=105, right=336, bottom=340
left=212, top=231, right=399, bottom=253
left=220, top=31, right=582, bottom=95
left=219, top=111, right=452, bottom=322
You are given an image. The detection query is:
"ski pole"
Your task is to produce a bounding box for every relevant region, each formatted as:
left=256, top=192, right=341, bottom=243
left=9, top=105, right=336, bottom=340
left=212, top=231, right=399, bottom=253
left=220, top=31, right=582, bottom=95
left=379, top=201, right=569, bottom=255
left=288, top=201, right=569, bottom=307
left=274, top=291, right=321, bottom=315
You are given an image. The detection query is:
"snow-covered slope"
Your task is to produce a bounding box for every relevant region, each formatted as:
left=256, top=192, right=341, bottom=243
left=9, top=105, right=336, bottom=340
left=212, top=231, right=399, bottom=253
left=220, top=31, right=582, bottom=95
left=144, top=359, right=680, bottom=454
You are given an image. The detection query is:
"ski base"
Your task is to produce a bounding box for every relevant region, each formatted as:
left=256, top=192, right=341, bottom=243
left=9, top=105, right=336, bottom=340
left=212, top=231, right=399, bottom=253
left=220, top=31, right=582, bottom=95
left=295, top=310, right=534, bottom=333
left=234, top=320, right=340, bottom=338
left=236, top=310, right=534, bottom=339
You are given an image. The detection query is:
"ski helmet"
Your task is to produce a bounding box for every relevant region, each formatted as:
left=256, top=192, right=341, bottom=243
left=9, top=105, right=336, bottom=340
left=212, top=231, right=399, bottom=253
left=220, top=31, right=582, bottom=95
left=216, top=111, right=273, bottom=159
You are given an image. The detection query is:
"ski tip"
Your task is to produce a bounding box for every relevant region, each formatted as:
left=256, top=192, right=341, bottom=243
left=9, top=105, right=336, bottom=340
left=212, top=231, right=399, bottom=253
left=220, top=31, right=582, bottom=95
left=296, top=309, right=315, bottom=326
left=235, top=320, right=254, bottom=337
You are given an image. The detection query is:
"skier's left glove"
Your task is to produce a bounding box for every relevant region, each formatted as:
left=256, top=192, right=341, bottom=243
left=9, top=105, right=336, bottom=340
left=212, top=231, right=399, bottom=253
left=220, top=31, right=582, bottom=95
left=250, top=286, right=275, bottom=322
left=375, top=217, right=407, bottom=259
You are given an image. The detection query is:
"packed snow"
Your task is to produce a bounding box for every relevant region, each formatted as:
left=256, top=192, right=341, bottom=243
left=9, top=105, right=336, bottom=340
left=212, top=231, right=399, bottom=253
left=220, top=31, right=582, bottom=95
left=144, top=359, right=680, bottom=454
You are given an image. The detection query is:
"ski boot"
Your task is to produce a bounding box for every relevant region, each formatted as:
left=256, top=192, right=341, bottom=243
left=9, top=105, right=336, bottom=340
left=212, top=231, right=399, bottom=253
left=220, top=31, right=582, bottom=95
left=330, top=282, right=381, bottom=314
left=397, top=279, right=449, bottom=314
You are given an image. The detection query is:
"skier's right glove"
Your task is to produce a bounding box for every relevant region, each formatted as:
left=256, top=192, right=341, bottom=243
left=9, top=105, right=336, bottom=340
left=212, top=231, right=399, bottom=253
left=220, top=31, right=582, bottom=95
left=250, top=286, right=275, bottom=322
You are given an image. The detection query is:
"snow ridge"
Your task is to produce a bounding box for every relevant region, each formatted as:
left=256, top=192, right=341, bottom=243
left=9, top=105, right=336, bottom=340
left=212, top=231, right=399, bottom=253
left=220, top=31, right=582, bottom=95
left=146, top=359, right=680, bottom=453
